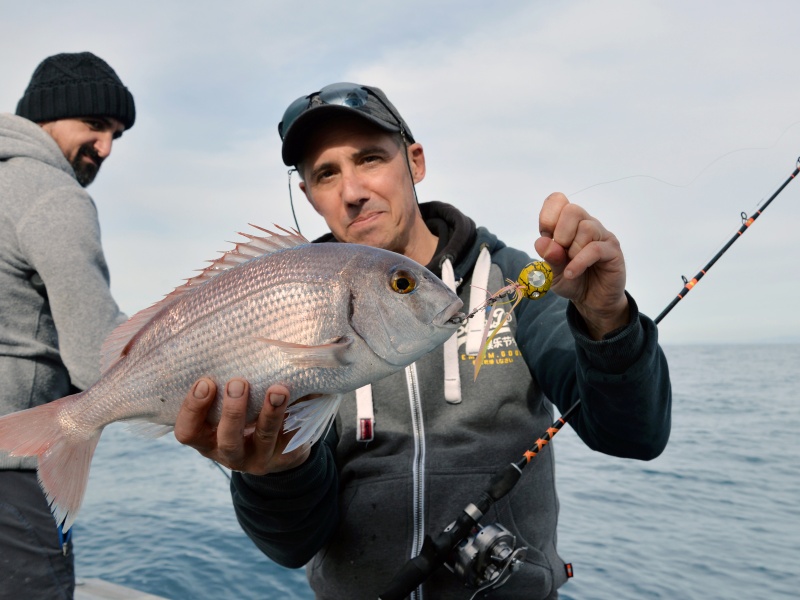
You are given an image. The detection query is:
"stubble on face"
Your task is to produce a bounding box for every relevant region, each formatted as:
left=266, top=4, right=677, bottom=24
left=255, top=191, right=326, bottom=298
left=72, top=143, right=103, bottom=187
left=298, top=119, right=438, bottom=265
left=301, top=122, right=415, bottom=248
left=40, top=118, right=121, bottom=188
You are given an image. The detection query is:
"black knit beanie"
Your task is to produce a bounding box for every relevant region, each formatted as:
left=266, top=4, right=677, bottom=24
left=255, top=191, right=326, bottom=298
left=16, top=52, right=136, bottom=131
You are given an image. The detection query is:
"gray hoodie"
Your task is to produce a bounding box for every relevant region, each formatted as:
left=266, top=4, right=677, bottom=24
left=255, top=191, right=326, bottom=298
left=231, top=202, right=672, bottom=599
left=0, top=113, right=126, bottom=469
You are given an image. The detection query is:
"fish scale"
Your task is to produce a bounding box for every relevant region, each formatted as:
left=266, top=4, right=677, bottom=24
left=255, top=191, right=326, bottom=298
left=0, top=227, right=463, bottom=531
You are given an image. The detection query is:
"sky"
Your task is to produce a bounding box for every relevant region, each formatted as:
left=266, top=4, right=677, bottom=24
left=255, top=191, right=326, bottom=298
left=2, top=0, right=799, bottom=345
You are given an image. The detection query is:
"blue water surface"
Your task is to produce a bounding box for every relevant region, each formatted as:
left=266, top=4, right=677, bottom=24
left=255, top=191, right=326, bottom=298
left=76, top=344, right=800, bottom=599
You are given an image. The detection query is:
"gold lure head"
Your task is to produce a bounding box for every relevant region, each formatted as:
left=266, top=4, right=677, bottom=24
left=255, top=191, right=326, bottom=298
left=517, top=261, right=553, bottom=300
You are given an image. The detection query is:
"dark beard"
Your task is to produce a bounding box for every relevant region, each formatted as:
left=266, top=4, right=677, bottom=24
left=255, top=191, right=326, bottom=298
left=72, top=144, right=103, bottom=187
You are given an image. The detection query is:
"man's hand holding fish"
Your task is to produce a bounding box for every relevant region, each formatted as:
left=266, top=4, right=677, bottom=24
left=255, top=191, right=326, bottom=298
left=175, top=378, right=310, bottom=475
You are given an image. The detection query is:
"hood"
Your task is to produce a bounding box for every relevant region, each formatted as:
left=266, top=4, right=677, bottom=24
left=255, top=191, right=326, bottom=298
left=0, top=113, right=73, bottom=177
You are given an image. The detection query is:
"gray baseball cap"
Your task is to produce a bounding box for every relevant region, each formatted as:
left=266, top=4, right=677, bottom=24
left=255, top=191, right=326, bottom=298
left=278, top=82, right=414, bottom=166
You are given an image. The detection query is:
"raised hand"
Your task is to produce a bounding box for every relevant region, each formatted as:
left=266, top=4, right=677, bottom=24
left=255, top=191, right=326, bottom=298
left=534, top=192, right=629, bottom=339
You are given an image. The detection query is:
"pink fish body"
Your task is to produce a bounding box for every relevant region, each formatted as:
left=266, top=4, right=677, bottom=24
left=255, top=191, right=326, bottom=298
left=0, top=227, right=463, bottom=530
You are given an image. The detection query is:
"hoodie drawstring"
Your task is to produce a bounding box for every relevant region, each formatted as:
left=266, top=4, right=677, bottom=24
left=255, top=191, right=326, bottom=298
left=441, top=246, right=491, bottom=405
left=441, top=258, right=462, bottom=404
left=355, top=385, right=374, bottom=442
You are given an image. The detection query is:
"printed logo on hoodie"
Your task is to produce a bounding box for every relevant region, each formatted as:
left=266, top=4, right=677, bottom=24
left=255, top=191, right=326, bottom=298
left=456, top=305, right=522, bottom=368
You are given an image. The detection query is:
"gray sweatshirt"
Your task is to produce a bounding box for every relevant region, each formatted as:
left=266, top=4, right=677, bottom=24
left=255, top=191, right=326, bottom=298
left=0, top=113, right=126, bottom=469
left=231, top=202, right=672, bottom=599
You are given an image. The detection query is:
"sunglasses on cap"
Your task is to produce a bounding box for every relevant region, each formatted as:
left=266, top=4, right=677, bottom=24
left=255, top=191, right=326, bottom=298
left=278, top=82, right=410, bottom=141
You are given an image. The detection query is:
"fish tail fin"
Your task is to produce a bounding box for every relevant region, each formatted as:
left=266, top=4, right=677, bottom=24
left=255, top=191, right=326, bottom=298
left=283, top=393, right=342, bottom=453
left=0, top=394, right=102, bottom=531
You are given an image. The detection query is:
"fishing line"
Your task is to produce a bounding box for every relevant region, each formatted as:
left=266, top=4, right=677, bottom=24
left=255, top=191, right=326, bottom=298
left=210, top=460, right=231, bottom=481
left=379, top=155, right=800, bottom=600
left=287, top=168, right=302, bottom=235
left=570, top=120, right=800, bottom=197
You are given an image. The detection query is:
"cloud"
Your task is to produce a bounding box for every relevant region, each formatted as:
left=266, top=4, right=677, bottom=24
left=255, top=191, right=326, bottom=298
left=2, top=0, right=799, bottom=342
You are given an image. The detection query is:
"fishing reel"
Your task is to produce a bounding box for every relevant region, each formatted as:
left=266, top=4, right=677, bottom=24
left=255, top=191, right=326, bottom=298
left=379, top=464, right=530, bottom=600
left=445, top=521, right=527, bottom=596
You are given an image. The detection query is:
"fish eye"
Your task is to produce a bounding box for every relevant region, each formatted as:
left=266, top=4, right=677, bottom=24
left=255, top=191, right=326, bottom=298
left=390, top=269, right=417, bottom=294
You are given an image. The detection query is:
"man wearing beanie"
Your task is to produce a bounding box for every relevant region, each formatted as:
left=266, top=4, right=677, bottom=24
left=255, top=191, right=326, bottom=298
left=0, top=51, right=135, bottom=599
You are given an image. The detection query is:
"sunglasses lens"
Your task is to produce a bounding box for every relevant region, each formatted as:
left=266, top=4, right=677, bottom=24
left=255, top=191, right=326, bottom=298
left=279, top=95, right=315, bottom=139
left=318, top=83, right=369, bottom=109
left=279, top=84, right=370, bottom=139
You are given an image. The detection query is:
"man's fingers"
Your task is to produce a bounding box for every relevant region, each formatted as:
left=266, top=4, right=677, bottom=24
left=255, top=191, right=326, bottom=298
left=537, top=194, right=591, bottom=273
left=252, top=385, right=290, bottom=452
left=268, top=388, right=289, bottom=408
left=220, top=379, right=249, bottom=425
left=215, top=379, right=251, bottom=466
left=174, top=378, right=217, bottom=449
left=534, top=236, right=567, bottom=269
left=539, top=192, right=569, bottom=238
left=551, top=203, right=594, bottom=251
left=537, top=195, right=610, bottom=281
left=250, top=387, right=319, bottom=474
left=565, top=233, right=623, bottom=278
left=175, top=378, right=314, bottom=475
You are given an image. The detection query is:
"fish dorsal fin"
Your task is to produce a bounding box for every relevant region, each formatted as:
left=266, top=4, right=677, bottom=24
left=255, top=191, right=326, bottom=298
left=99, top=225, right=309, bottom=374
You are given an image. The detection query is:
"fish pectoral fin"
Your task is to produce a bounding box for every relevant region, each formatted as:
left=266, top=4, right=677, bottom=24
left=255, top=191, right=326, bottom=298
left=254, top=336, right=354, bottom=368
left=283, top=393, right=342, bottom=453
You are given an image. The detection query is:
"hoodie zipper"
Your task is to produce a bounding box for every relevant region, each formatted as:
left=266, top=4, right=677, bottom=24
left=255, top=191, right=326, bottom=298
left=405, top=363, right=425, bottom=600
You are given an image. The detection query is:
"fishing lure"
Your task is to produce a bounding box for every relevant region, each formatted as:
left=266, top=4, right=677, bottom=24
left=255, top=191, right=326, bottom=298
left=471, top=260, right=553, bottom=380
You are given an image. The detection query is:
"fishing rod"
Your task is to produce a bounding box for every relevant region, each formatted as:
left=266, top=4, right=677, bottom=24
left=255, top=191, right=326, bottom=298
left=655, top=157, right=800, bottom=323
left=379, top=156, right=800, bottom=600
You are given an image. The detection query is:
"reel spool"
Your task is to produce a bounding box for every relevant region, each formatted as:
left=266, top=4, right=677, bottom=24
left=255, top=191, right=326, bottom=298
left=446, top=522, right=528, bottom=594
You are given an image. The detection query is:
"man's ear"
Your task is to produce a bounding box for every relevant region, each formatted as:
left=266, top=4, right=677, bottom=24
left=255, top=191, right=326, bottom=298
left=407, top=142, right=426, bottom=184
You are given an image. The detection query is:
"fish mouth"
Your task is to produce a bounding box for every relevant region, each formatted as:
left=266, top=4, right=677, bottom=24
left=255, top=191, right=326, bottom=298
left=433, top=298, right=465, bottom=328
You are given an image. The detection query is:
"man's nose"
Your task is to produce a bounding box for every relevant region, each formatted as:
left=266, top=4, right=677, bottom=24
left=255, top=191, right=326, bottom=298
left=94, top=133, right=114, bottom=159
left=340, top=170, right=369, bottom=205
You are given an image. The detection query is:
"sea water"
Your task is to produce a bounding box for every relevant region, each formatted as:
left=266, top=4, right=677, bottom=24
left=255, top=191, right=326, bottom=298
left=75, top=344, right=800, bottom=599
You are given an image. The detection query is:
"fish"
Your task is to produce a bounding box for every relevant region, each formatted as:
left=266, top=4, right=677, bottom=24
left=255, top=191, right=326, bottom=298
left=0, top=226, right=463, bottom=531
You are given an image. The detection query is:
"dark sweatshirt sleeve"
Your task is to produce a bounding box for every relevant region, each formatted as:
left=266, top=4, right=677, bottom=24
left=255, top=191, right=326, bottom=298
left=230, top=430, right=339, bottom=568
left=563, top=293, right=671, bottom=459
left=510, top=253, right=671, bottom=460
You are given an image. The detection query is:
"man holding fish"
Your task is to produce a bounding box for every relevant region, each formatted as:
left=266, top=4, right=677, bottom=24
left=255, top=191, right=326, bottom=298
left=0, top=53, right=135, bottom=599
left=175, top=84, right=672, bottom=599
